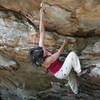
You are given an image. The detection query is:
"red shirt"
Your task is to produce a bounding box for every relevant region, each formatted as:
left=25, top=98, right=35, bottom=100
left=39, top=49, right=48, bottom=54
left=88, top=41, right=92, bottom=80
left=47, top=59, right=63, bottom=74
left=46, top=49, right=63, bottom=74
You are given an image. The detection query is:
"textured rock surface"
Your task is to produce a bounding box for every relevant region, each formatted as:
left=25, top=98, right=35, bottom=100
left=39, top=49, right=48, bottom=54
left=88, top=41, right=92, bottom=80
left=0, top=0, right=100, bottom=99
left=0, top=0, right=100, bottom=35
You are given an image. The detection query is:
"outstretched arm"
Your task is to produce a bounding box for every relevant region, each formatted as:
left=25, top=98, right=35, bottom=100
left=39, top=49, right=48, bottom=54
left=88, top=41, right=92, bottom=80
left=39, top=6, right=45, bottom=47
left=44, top=40, right=69, bottom=65
left=58, top=40, right=68, bottom=54
left=50, top=40, right=68, bottom=61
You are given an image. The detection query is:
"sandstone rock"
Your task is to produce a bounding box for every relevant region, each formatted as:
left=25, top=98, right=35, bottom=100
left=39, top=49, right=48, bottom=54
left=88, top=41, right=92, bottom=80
left=0, top=0, right=100, bottom=35
left=0, top=0, right=100, bottom=99
left=0, top=55, right=17, bottom=71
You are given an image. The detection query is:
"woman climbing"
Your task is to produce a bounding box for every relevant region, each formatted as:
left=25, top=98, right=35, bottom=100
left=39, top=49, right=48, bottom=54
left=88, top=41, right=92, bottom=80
left=29, top=3, right=90, bottom=94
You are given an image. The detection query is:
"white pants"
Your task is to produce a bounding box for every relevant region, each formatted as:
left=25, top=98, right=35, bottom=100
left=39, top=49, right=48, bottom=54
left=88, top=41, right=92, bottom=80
left=54, top=51, right=81, bottom=94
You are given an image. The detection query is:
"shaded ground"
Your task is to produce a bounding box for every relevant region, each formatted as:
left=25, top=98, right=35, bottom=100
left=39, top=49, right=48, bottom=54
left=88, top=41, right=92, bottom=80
left=0, top=81, right=99, bottom=100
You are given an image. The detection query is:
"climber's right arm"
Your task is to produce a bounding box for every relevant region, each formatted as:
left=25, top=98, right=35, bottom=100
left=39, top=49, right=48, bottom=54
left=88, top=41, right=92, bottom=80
left=39, top=7, right=45, bottom=47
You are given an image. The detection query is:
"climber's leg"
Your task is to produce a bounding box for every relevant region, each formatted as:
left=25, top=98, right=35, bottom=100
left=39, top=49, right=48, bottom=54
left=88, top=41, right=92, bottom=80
left=54, top=51, right=81, bottom=79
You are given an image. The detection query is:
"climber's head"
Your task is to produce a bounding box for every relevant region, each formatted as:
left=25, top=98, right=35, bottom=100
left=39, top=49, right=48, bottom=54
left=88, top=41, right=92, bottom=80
left=29, top=46, right=44, bottom=66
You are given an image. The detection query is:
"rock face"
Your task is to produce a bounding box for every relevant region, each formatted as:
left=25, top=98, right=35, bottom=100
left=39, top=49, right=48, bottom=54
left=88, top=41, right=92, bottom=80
left=1, top=0, right=100, bottom=35
left=0, top=0, right=100, bottom=99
